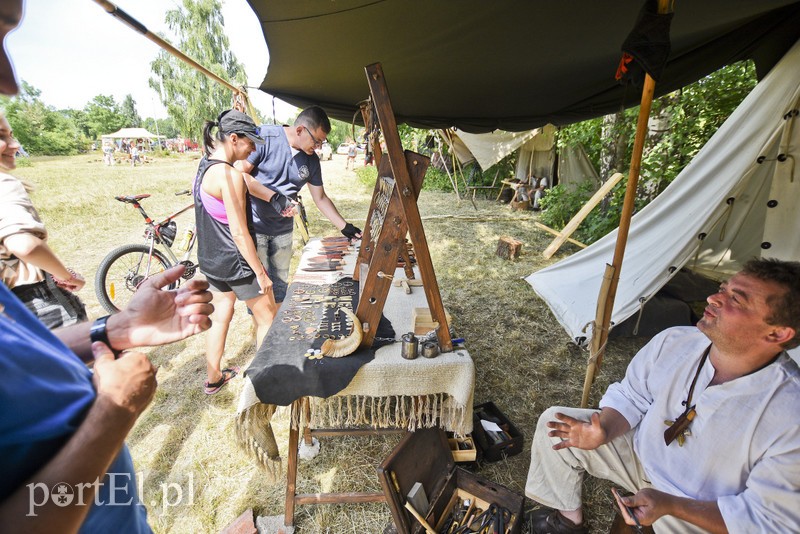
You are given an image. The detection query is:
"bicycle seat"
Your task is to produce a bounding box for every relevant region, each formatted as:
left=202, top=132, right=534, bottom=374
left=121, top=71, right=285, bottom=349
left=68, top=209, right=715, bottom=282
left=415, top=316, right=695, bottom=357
left=115, top=194, right=151, bottom=204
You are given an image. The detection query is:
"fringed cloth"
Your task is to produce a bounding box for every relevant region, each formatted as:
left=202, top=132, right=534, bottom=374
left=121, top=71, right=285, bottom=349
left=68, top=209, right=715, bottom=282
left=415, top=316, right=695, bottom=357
left=235, top=345, right=475, bottom=482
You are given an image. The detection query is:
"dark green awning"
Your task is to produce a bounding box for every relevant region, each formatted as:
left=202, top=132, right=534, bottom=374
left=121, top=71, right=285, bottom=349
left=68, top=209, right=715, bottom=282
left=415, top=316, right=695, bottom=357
left=246, top=0, right=800, bottom=132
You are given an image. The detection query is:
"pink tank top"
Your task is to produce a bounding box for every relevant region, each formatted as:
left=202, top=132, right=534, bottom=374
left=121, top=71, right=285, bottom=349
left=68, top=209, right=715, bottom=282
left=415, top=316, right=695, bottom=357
left=199, top=187, right=228, bottom=224
left=193, top=167, right=229, bottom=224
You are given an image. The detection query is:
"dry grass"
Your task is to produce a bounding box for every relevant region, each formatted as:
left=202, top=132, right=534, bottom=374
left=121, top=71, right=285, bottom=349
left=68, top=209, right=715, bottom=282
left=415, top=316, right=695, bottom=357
left=15, top=152, right=648, bottom=533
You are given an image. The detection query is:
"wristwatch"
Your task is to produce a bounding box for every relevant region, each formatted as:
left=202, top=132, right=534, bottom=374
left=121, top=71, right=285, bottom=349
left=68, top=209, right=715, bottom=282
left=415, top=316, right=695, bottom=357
left=90, top=315, right=120, bottom=356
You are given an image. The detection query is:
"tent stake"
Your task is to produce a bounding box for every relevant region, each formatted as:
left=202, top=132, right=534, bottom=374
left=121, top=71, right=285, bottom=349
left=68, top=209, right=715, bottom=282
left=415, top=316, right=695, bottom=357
left=581, top=0, right=672, bottom=407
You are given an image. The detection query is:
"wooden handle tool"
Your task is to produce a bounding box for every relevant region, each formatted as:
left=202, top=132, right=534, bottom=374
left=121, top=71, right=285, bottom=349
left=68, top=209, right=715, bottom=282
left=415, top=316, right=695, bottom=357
left=404, top=501, right=436, bottom=534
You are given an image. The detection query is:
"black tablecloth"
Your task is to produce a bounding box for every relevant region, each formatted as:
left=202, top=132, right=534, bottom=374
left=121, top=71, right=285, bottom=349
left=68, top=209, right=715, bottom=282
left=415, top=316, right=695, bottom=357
left=245, top=277, right=395, bottom=406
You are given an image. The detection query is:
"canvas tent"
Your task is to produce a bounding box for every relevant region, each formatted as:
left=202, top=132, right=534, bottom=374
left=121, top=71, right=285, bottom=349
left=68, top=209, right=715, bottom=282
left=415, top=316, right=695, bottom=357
left=442, top=129, right=539, bottom=171
left=514, top=125, right=558, bottom=182
left=526, top=38, right=800, bottom=347
left=245, top=1, right=800, bottom=132
left=558, top=145, right=602, bottom=192
left=102, top=127, right=164, bottom=139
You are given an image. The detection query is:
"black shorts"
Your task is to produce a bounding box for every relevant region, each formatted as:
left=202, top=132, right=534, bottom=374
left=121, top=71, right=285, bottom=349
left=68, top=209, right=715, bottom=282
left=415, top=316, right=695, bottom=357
left=205, top=274, right=262, bottom=301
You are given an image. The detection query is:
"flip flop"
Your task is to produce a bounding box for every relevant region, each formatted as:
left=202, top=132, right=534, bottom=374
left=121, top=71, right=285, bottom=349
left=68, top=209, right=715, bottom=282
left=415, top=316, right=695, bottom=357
left=204, top=366, right=240, bottom=395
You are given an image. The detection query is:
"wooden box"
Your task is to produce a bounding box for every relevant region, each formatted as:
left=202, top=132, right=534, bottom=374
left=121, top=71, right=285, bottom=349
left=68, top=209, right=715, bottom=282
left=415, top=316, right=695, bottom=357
left=472, top=402, right=524, bottom=462
left=412, top=307, right=452, bottom=335
left=378, top=428, right=523, bottom=534
left=448, top=436, right=477, bottom=463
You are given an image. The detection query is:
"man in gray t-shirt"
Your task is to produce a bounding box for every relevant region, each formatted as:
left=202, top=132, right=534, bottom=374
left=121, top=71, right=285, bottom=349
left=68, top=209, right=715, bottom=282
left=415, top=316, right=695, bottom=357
left=236, top=106, right=361, bottom=302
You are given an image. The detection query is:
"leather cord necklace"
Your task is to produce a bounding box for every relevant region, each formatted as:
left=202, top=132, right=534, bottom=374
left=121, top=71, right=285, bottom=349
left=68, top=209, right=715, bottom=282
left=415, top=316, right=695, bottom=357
left=664, top=344, right=711, bottom=446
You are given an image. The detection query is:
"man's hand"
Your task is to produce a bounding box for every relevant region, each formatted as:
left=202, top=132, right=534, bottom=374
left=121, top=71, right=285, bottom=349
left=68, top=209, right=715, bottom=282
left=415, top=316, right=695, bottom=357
left=618, top=489, right=727, bottom=533
left=548, top=411, right=608, bottom=450
left=91, top=342, right=156, bottom=419
left=341, top=222, right=362, bottom=240
left=107, top=264, right=214, bottom=350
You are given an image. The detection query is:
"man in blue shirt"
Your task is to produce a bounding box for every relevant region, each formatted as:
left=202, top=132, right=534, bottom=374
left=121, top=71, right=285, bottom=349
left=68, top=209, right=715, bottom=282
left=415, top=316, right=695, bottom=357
left=236, top=106, right=362, bottom=303
left=0, top=7, right=214, bottom=529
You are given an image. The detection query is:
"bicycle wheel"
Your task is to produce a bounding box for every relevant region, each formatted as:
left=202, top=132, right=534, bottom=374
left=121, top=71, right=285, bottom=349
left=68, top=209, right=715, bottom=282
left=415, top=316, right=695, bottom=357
left=95, top=244, right=173, bottom=314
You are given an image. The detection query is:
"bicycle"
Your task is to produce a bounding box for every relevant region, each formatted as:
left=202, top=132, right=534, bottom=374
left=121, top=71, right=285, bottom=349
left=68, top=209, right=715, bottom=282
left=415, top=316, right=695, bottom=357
left=95, top=190, right=198, bottom=313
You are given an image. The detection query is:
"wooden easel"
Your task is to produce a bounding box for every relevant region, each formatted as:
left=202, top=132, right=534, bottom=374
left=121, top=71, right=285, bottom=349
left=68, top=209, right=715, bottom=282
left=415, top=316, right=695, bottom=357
left=354, top=63, right=452, bottom=352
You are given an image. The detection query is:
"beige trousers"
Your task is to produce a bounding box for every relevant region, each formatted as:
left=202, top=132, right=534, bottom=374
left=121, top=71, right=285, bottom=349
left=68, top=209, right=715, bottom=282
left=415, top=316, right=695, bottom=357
left=525, top=406, right=707, bottom=534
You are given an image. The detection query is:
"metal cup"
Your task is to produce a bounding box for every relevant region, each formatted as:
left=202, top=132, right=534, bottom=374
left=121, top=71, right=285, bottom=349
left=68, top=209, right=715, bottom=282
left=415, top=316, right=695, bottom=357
left=401, top=332, right=418, bottom=360
left=421, top=341, right=439, bottom=358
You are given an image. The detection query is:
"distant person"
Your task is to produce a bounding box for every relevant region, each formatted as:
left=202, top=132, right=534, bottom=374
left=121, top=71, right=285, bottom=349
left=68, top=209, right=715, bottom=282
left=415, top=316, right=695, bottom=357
left=235, top=106, right=362, bottom=304
left=130, top=143, right=141, bottom=166
left=0, top=4, right=215, bottom=531
left=346, top=142, right=357, bottom=170
left=531, top=175, right=549, bottom=211
left=0, top=110, right=88, bottom=329
left=102, top=141, right=115, bottom=166
left=193, top=109, right=277, bottom=394
left=525, top=259, right=800, bottom=533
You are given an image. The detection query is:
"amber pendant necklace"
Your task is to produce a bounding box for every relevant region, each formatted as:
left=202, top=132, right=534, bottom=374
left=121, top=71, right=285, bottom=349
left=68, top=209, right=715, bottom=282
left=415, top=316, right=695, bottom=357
left=664, top=344, right=711, bottom=447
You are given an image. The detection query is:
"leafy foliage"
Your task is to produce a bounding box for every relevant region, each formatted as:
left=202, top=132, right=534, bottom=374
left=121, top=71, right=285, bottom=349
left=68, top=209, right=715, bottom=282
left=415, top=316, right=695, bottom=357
left=149, top=0, right=246, bottom=139
left=143, top=116, right=180, bottom=139
left=1, top=82, right=88, bottom=155
left=83, top=94, right=127, bottom=139
left=120, top=94, right=142, bottom=128
left=552, top=61, right=758, bottom=244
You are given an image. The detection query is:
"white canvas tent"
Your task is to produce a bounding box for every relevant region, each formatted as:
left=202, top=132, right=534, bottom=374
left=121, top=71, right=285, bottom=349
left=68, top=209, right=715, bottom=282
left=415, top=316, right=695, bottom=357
left=102, top=127, right=164, bottom=139
left=526, top=38, right=800, bottom=347
left=558, top=144, right=602, bottom=192
left=514, top=124, right=558, bottom=182
left=442, top=128, right=539, bottom=170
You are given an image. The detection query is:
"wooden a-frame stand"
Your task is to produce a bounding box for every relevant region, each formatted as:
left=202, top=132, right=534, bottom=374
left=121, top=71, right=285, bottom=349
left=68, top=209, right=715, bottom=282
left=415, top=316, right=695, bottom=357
left=282, top=64, right=454, bottom=529
left=354, top=63, right=452, bottom=352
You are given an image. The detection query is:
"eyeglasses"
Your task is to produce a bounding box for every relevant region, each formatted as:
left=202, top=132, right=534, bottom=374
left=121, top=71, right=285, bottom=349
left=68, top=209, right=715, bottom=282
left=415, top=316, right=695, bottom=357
left=303, top=126, right=323, bottom=148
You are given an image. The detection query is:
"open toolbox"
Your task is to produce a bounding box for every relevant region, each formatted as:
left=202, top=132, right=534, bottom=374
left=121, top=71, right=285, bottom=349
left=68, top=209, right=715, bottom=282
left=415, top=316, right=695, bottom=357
left=378, top=428, right=523, bottom=533
left=472, top=401, right=524, bottom=462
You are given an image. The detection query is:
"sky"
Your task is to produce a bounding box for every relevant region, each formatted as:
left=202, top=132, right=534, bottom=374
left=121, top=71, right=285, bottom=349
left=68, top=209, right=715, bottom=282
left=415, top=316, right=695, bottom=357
left=6, top=0, right=298, bottom=122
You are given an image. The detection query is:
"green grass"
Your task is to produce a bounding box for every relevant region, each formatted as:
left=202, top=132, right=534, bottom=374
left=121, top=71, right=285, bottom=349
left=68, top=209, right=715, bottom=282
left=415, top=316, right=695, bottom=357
left=13, top=152, right=643, bottom=533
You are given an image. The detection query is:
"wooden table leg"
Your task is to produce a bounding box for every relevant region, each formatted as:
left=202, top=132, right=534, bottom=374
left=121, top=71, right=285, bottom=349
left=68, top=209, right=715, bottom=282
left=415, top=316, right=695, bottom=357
left=303, top=397, right=313, bottom=446
left=284, top=401, right=300, bottom=527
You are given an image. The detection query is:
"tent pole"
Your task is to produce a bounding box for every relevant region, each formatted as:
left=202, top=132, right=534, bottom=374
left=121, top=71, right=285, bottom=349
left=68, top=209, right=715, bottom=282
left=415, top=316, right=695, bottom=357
left=436, top=131, right=461, bottom=201
left=581, top=0, right=671, bottom=407
left=91, top=0, right=259, bottom=120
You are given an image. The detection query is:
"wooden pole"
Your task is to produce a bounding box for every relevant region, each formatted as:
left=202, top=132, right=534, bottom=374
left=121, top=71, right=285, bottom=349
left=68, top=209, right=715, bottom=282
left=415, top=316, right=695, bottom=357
left=542, top=172, right=625, bottom=259
left=581, top=0, right=672, bottom=407
left=92, top=0, right=257, bottom=118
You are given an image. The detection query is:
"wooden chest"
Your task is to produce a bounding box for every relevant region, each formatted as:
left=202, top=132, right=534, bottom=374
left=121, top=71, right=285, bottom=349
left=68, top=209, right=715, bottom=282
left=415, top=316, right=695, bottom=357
left=378, top=428, right=523, bottom=534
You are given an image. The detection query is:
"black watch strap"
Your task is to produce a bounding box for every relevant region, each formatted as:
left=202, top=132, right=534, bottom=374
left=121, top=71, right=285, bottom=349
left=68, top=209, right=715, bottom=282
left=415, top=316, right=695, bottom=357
left=90, top=315, right=119, bottom=356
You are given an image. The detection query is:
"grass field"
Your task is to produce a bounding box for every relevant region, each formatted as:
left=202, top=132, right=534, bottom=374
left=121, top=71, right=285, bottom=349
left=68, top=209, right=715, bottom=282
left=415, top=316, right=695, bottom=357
left=14, top=151, right=645, bottom=533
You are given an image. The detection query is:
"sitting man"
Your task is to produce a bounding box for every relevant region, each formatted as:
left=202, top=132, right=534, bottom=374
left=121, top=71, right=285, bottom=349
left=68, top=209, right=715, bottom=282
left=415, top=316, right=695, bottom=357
left=531, top=175, right=549, bottom=210
left=525, top=257, right=800, bottom=533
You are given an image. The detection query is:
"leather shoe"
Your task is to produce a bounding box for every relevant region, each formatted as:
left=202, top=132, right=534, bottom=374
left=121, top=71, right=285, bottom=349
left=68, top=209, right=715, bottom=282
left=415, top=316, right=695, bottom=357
left=526, top=507, right=588, bottom=534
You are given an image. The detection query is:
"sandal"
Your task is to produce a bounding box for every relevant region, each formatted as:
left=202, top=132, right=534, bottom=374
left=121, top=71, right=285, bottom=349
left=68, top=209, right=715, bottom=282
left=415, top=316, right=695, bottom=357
left=204, top=366, right=240, bottom=395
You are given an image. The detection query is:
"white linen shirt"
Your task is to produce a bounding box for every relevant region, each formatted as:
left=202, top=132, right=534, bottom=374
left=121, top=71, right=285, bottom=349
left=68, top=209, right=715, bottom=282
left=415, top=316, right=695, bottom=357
left=600, top=326, right=800, bottom=533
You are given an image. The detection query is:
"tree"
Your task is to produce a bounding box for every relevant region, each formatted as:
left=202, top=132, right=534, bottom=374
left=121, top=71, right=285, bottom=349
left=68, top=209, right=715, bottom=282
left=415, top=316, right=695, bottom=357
left=0, top=81, right=87, bottom=155
left=149, top=0, right=246, bottom=139
left=83, top=94, right=127, bottom=139
left=121, top=94, right=142, bottom=128
left=549, top=60, right=757, bottom=245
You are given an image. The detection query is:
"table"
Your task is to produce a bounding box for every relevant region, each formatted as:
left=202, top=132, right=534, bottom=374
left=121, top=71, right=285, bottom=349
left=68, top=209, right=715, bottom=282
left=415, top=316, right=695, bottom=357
left=235, top=239, right=475, bottom=527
